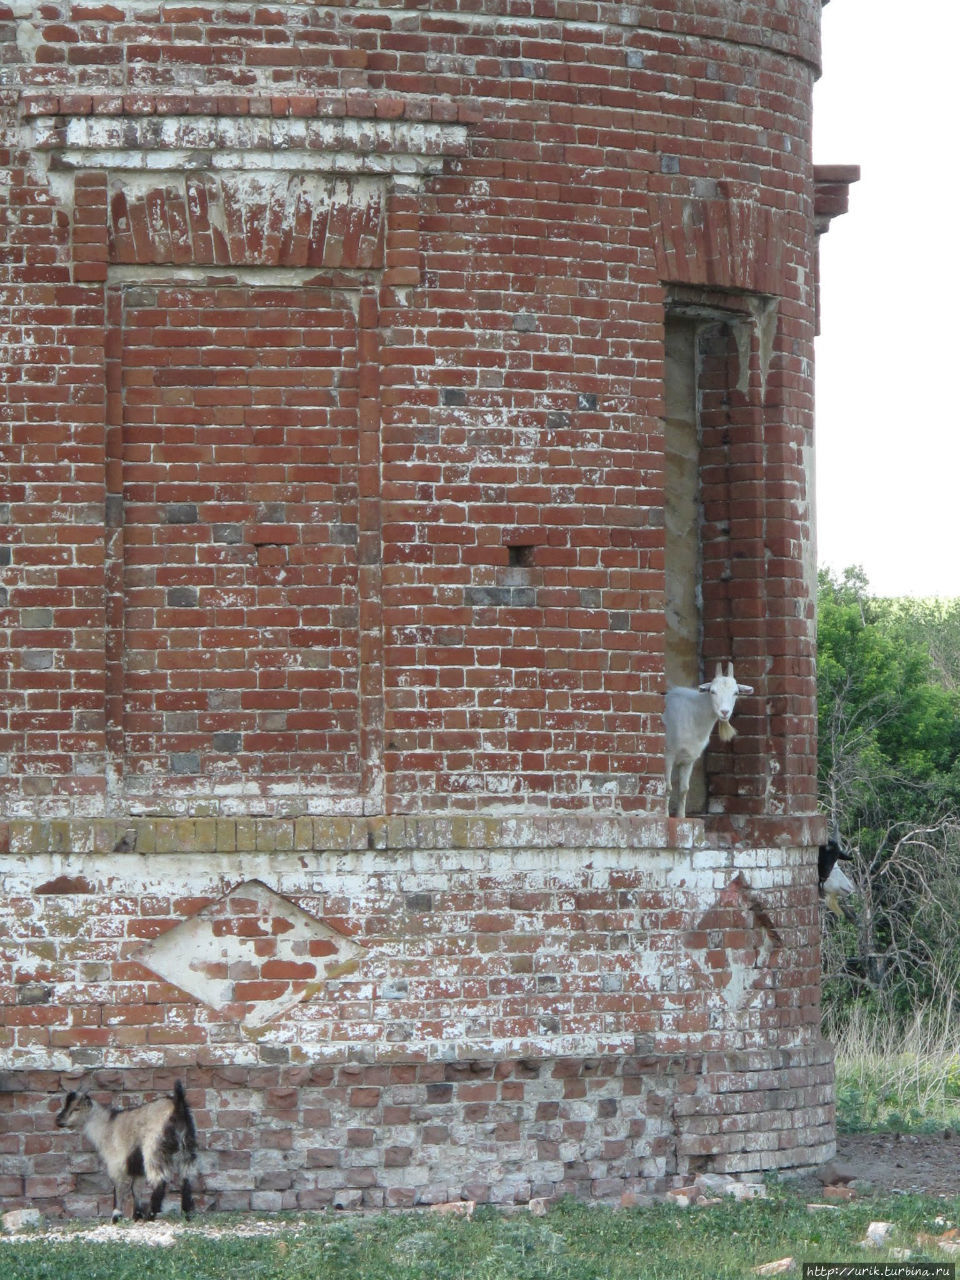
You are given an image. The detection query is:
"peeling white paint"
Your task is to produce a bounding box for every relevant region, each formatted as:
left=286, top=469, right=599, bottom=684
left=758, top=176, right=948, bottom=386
left=136, top=879, right=362, bottom=1028
left=36, top=115, right=466, bottom=181
left=15, top=19, right=41, bottom=64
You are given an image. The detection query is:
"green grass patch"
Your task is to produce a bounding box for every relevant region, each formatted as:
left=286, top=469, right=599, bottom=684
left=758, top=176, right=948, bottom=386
left=831, top=1004, right=960, bottom=1132
left=835, top=1059, right=960, bottom=1133
left=4, top=1189, right=960, bottom=1280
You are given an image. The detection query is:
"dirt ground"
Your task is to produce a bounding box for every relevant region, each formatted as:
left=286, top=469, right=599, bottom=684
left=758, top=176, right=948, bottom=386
left=819, top=1131, right=960, bottom=1198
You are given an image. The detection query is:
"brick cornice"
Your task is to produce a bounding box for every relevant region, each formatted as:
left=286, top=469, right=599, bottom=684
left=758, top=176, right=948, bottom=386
left=28, top=113, right=468, bottom=178
left=20, top=90, right=483, bottom=126
left=814, top=163, right=860, bottom=235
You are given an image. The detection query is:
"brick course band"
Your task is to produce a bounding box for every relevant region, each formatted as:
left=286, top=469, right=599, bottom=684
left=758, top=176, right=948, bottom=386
left=0, top=814, right=826, bottom=857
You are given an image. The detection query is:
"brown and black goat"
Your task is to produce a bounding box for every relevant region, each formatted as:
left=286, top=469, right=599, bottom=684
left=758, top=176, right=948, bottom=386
left=56, top=1080, right=198, bottom=1222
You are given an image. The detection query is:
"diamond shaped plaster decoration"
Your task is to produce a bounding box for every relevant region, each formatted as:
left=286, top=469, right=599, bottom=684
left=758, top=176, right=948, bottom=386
left=135, top=880, right=362, bottom=1028
left=682, top=873, right=783, bottom=1013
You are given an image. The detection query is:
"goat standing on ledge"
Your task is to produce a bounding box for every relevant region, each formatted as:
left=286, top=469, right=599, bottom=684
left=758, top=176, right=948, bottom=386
left=56, top=1080, right=198, bottom=1223
left=664, top=662, right=754, bottom=818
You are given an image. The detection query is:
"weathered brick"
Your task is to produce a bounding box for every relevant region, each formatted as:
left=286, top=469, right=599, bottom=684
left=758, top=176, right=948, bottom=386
left=1, top=0, right=838, bottom=1215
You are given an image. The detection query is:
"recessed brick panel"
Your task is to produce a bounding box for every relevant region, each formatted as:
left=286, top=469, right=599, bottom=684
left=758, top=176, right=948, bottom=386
left=114, top=283, right=363, bottom=799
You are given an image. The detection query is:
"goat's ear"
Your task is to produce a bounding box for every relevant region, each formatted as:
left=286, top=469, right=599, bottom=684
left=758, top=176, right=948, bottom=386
left=736, top=683, right=754, bottom=695
left=698, top=681, right=713, bottom=692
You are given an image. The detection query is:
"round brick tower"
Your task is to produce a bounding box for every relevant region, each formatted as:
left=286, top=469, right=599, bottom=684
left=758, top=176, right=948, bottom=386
left=0, top=1, right=844, bottom=1213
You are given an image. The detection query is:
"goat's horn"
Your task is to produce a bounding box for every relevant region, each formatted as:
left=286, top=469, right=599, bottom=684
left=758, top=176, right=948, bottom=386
left=725, top=661, right=734, bottom=678
left=714, top=662, right=722, bottom=679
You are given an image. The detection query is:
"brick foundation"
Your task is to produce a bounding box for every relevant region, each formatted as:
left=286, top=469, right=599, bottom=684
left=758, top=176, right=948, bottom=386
left=5, top=1046, right=835, bottom=1216
left=0, top=816, right=833, bottom=1214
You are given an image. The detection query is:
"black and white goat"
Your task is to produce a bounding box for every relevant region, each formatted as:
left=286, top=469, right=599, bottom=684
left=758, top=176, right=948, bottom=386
left=664, top=662, right=754, bottom=818
left=818, top=837, right=857, bottom=920
left=56, top=1080, right=198, bottom=1222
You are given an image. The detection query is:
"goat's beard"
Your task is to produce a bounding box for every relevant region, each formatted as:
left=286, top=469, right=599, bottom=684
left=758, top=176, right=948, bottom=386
left=716, top=719, right=736, bottom=742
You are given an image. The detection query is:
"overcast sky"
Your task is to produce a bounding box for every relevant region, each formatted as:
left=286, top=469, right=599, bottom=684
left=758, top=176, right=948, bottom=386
left=813, top=0, right=960, bottom=598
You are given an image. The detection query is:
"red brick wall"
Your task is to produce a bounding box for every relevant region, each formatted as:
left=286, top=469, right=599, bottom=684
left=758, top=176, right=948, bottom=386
left=1, top=0, right=822, bottom=818
left=1, top=0, right=834, bottom=1214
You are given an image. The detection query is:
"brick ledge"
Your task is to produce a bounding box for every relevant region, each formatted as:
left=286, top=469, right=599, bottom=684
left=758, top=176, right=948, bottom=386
left=1, top=813, right=825, bottom=856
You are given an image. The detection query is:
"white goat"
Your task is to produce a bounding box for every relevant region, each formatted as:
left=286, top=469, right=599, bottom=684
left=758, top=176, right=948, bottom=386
left=664, top=662, right=754, bottom=818
left=818, top=838, right=857, bottom=920
left=56, top=1080, right=198, bottom=1222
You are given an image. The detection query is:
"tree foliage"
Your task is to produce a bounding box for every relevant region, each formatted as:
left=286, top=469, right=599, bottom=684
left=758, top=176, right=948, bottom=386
left=817, top=568, right=960, bottom=1022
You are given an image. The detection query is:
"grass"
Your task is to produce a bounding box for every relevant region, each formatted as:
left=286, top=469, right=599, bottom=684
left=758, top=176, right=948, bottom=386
left=3, top=1190, right=960, bottom=1280
left=831, top=1002, right=960, bottom=1132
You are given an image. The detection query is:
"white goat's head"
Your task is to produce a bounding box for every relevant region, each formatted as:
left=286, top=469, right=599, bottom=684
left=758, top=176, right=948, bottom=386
left=698, top=662, right=753, bottom=741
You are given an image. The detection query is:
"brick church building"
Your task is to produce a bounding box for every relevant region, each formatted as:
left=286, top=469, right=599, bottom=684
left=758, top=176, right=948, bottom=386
left=0, top=0, right=856, bottom=1213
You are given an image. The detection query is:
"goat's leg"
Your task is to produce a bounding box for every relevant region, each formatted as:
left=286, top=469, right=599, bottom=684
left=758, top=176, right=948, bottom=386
left=676, top=760, right=694, bottom=820
left=665, top=754, right=675, bottom=816
left=111, top=1181, right=125, bottom=1224
left=131, top=1179, right=145, bottom=1221
left=181, top=1177, right=194, bottom=1219
left=147, top=1179, right=167, bottom=1220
